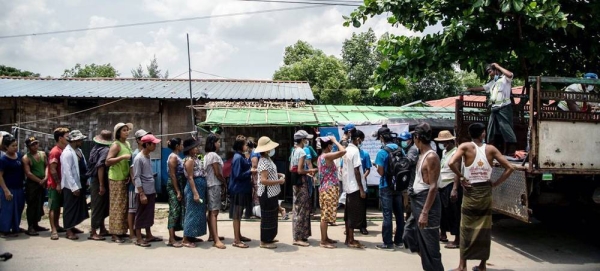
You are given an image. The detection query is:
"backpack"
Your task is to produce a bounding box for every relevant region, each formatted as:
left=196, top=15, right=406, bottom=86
left=383, top=146, right=411, bottom=192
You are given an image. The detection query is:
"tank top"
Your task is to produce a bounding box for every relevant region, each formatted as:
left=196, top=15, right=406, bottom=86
left=27, top=151, right=46, bottom=179
left=167, top=153, right=184, bottom=176
left=463, top=142, right=492, bottom=184
left=318, top=155, right=339, bottom=192
left=108, top=140, right=132, bottom=181
left=438, top=147, right=457, bottom=188
left=183, top=156, right=205, bottom=178
left=413, top=150, right=437, bottom=194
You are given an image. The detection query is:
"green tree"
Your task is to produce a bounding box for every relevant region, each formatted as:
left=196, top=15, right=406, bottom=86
left=282, top=40, right=324, bottom=66
left=131, top=55, right=169, bottom=79
left=341, top=28, right=381, bottom=89
left=345, top=0, right=599, bottom=96
left=63, top=63, right=119, bottom=78
left=0, top=65, right=40, bottom=77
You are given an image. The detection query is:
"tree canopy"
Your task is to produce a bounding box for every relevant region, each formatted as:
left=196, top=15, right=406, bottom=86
left=345, top=0, right=600, bottom=94
left=341, top=28, right=381, bottom=89
left=63, top=63, right=119, bottom=78
left=0, top=65, right=40, bottom=77
left=131, top=55, right=169, bottom=79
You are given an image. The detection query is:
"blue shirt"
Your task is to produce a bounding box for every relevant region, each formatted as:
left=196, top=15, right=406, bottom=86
left=374, top=143, right=399, bottom=189
left=229, top=152, right=252, bottom=194
left=0, top=154, right=24, bottom=189
left=359, top=149, right=372, bottom=172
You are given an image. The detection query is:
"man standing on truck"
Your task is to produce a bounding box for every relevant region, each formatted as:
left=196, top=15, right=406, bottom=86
left=557, top=73, right=598, bottom=112
left=448, top=123, right=515, bottom=271
left=468, top=63, right=517, bottom=155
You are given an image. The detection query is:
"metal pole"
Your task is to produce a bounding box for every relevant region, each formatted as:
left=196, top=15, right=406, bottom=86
left=187, top=33, right=196, bottom=131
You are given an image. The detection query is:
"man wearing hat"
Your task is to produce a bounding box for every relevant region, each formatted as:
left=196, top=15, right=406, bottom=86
left=434, top=130, right=461, bottom=249
left=467, top=62, right=516, bottom=155
left=127, top=128, right=151, bottom=241
left=60, top=130, right=90, bottom=240
left=86, top=130, right=113, bottom=240
left=22, top=136, right=49, bottom=236
left=558, top=72, right=599, bottom=112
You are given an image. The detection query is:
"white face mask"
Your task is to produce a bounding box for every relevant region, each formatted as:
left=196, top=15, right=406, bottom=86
left=269, top=149, right=275, bottom=157
left=438, top=143, right=445, bottom=150
left=587, top=85, right=595, bottom=92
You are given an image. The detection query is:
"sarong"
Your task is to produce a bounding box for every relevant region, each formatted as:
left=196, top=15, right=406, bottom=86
left=0, top=187, right=25, bottom=233
left=90, top=177, right=109, bottom=230
left=488, top=104, right=517, bottom=143
left=292, top=182, right=311, bottom=240
left=344, top=190, right=366, bottom=229
left=404, top=190, right=444, bottom=271
left=439, top=184, right=462, bottom=236
left=128, top=183, right=138, bottom=214
left=167, top=175, right=186, bottom=230
left=319, top=186, right=339, bottom=223
left=207, top=185, right=222, bottom=211
left=259, top=192, right=279, bottom=242
left=135, top=193, right=156, bottom=229
left=183, top=177, right=207, bottom=238
left=25, top=179, right=45, bottom=226
left=109, top=180, right=128, bottom=235
left=460, top=182, right=493, bottom=260
left=62, top=186, right=89, bottom=229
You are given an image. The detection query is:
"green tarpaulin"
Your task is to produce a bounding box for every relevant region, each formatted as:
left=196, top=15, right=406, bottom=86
left=199, top=105, right=461, bottom=128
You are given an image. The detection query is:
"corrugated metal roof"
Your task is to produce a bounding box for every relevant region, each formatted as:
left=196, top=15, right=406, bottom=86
left=0, top=77, right=314, bottom=101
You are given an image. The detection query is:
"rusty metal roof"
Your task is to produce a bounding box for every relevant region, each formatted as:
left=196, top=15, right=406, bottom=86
left=0, top=77, right=314, bottom=101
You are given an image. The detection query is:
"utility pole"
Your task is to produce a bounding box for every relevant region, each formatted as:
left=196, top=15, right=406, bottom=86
left=187, top=33, right=196, bottom=131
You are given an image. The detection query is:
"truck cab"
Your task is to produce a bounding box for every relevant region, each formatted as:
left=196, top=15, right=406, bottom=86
left=455, top=76, right=600, bottom=222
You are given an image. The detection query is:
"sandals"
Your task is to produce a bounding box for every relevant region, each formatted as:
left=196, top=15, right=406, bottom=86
left=212, top=243, right=227, bottom=249
left=293, top=240, right=310, bottom=247
left=240, top=236, right=251, bottom=242
left=66, top=235, right=79, bottom=240
left=167, top=242, right=183, bottom=248
left=260, top=243, right=277, bottom=249
left=50, top=232, right=59, bottom=240
left=134, top=241, right=151, bottom=247
left=145, top=236, right=163, bottom=243
left=182, top=242, right=197, bottom=248
left=346, top=241, right=364, bottom=249
left=33, top=225, right=49, bottom=232
left=25, top=228, right=39, bottom=236
left=111, top=238, right=125, bottom=243
left=325, top=238, right=338, bottom=244
left=87, top=235, right=106, bottom=241
left=232, top=242, right=249, bottom=248
left=320, top=243, right=336, bottom=249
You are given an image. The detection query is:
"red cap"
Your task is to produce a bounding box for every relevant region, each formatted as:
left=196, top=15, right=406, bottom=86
left=141, top=134, right=161, bottom=144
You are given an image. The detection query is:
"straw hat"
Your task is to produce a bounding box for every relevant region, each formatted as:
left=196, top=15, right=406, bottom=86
left=93, top=130, right=113, bottom=146
left=434, top=130, right=456, bottom=142
left=254, top=136, right=279, bottom=153
left=113, top=123, right=133, bottom=140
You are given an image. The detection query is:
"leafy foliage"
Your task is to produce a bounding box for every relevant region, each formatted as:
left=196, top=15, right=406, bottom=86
left=0, top=65, right=40, bottom=77
left=131, top=55, right=169, bottom=79
left=345, top=0, right=599, bottom=95
left=282, top=40, right=324, bottom=66
left=341, top=28, right=381, bottom=89
left=63, top=63, right=119, bottom=78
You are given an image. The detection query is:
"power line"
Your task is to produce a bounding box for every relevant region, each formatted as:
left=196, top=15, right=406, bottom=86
left=192, top=70, right=233, bottom=79
left=0, top=5, right=329, bottom=39
left=237, top=0, right=361, bottom=6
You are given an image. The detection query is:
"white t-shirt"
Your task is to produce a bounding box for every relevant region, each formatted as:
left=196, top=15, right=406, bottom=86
left=557, top=83, right=598, bottom=111
left=342, top=143, right=366, bottom=194
left=203, top=152, right=223, bottom=187
left=484, top=75, right=513, bottom=107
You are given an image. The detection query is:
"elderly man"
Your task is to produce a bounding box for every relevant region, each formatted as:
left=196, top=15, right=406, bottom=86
left=434, top=130, right=461, bottom=249
left=60, top=130, right=89, bottom=240
left=468, top=62, right=517, bottom=154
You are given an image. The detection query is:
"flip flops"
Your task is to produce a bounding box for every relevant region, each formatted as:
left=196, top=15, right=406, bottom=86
left=207, top=236, right=225, bottom=242
left=50, top=232, right=59, bottom=240
left=293, top=240, right=310, bottom=247
left=260, top=243, right=277, bottom=249
left=111, top=238, right=125, bottom=243
left=167, top=242, right=183, bottom=248
left=87, top=235, right=106, bottom=241
left=212, top=243, right=227, bottom=249
left=444, top=243, right=459, bottom=249
left=319, top=243, right=336, bottom=249
left=182, top=242, right=196, bottom=248
left=232, top=242, right=249, bottom=248
left=66, top=235, right=79, bottom=240
left=145, top=237, right=163, bottom=243
left=134, top=241, right=151, bottom=247
left=240, top=236, right=251, bottom=242
left=25, top=229, right=39, bottom=236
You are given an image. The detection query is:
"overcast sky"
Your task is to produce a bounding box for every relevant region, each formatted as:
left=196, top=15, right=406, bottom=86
left=0, top=0, right=429, bottom=80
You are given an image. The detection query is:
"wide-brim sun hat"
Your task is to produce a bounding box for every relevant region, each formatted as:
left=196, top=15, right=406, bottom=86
left=254, top=136, right=279, bottom=153
left=67, top=130, right=87, bottom=142
left=113, top=123, right=133, bottom=140
left=434, top=130, right=456, bottom=142
left=93, top=130, right=113, bottom=145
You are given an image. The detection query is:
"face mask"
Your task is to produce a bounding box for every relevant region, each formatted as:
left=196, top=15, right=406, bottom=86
left=401, top=141, right=409, bottom=149
left=304, top=140, right=309, bottom=146
left=358, top=143, right=363, bottom=148
left=493, top=75, right=499, bottom=81
left=438, top=143, right=445, bottom=150
left=269, top=149, right=275, bottom=157
left=587, top=85, right=595, bottom=92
